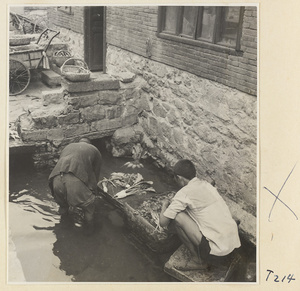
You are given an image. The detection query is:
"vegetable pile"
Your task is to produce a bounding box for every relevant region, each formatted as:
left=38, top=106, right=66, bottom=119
left=136, top=191, right=176, bottom=232
left=98, top=172, right=156, bottom=199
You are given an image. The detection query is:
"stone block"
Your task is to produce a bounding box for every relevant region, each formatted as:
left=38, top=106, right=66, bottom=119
left=111, top=126, right=141, bottom=145
left=47, top=128, right=64, bottom=141
left=61, top=74, right=120, bottom=93
left=64, top=124, right=90, bottom=138
left=112, top=71, right=136, bottom=83
left=126, top=104, right=139, bottom=116
left=153, top=99, right=167, bottom=118
left=98, top=90, right=122, bottom=105
left=57, top=112, right=80, bottom=125
left=122, top=114, right=138, bottom=127
left=106, top=106, right=123, bottom=120
left=164, top=245, right=243, bottom=282
left=41, top=70, right=62, bottom=88
left=80, top=105, right=106, bottom=122
left=31, top=114, right=58, bottom=129
left=91, top=118, right=122, bottom=132
left=21, top=129, right=48, bottom=142
left=49, top=64, right=62, bottom=75
left=42, top=88, right=64, bottom=106
left=67, top=96, right=80, bottom=109
left=80, top=93, right=100, bottom=107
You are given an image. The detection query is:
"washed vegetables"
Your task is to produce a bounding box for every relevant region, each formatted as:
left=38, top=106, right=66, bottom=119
left=98, top=172, right=155, bottom=199
left=123, top=143, right=147, bottom=169
left=98, top=172, right=142, bottom=192
left=114, top=180, right=155, bottom=199
left=136, top=191, right=176, bottom=232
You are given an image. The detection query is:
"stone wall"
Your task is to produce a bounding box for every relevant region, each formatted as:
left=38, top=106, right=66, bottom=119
left=106, top=46, right=257, bottom=216
left=17, top=75, right=140, bottom=169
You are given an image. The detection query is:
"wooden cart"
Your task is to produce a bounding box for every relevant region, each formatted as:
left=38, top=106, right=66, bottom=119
left=9, top=28, right=60, bottom=95
left=10, top=11, right=46, bottom=34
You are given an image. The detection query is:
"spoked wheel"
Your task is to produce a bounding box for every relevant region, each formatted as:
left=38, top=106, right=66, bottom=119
left=9, top=59, right=30, bottom=95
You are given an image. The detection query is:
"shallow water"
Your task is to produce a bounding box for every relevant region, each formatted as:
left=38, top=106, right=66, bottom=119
left=9, top=151, right=179, bottom=282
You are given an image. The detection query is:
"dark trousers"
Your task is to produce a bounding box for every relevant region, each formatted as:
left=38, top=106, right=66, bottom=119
left=52, top=173, right=95, bottom=224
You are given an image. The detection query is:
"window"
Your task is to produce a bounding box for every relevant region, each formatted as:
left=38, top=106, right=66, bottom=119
left=157, top=6, right=244, bottom=51
left=57, top=6, right=72, bottom=14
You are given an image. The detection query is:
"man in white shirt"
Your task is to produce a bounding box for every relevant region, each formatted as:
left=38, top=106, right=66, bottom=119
left=159, top=159, right=241, bottom=271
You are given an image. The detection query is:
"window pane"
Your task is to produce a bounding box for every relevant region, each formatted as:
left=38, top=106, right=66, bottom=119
left=181, top=7, right=198, bottom=37
left=217, top=7, right=241, bottom=46
left=163, top=7, right=178, bottom=34
left=198, top=6, right=216, bottom=41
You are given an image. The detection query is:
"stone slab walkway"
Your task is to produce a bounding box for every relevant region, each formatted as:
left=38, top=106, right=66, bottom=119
left=164, top=245, right=242, bottom=282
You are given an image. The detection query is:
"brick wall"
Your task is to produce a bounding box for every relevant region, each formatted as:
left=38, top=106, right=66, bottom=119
left=46, top=7, right=85, bottom=58
left=106, top=6, right=257, bottom=96
left=47, top=6, right=84, bottom=34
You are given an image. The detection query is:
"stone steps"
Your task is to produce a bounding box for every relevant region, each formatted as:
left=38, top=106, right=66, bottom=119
left=41, top=69, right=62, bottom=88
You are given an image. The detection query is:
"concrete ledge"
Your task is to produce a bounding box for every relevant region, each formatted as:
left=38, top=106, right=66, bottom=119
left=61, top=74, right=120, bottom=93
left=9, top=139, right=36, bottom=154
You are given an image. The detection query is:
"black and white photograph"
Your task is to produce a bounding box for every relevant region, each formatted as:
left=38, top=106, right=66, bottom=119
left=7, top=5, right=257, bottom=283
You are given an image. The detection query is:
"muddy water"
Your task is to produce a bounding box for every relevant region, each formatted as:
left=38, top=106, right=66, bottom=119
left=9, top=151, right=178, bottom=282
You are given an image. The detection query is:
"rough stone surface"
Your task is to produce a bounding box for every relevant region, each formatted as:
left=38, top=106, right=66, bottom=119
left=21, top=129, right=48, bottom=142
left=42, top=88, right=64, bottom=106
left=64, top=123, right=90, bottom=138
left=61, top=74, right=120, bottom=93
left=46, top=128, right=64, bottom=141
left=68, top=92, right=99, bottom=108
left=110, top=71, right=136, bottom=83
left=164, top=245, right=246, bottom=282
left=57, top=112, right=80, bottom=125
left=106, top=46, right=257, bottom=217
left=110, top=125, right=144, bottom=157
left=80, top=105, right=106, bottom=122
left=98, top=90, right=122, bottom=105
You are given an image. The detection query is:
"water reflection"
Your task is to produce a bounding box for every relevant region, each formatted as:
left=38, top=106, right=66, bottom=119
left=9, top=153, right=177, bottom=282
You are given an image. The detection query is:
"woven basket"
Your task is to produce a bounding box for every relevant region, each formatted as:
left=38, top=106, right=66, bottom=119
left=52, top=50, right=73, bottom=67
left=61, top=58, right=91, bottom=82
left=9, top=35, right=31, bottom=46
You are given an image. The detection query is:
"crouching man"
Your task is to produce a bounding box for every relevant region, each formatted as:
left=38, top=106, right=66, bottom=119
left=49, top=138, right=102, bottom=235
left=159, top=159, right=241, bottom=270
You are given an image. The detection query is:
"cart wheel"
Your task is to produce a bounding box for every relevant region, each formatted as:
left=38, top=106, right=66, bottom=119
left=9, top=59, right=30, bottom=96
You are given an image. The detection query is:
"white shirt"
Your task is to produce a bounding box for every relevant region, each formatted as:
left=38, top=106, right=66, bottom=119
left=163, top=177, right=241, bottom=256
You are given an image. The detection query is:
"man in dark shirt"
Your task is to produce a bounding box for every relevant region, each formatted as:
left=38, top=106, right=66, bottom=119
left=49, top=138, right=102, bottom=234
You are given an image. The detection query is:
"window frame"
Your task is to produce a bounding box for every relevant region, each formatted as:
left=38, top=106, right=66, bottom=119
left=157, top=6, right=245, bottom=55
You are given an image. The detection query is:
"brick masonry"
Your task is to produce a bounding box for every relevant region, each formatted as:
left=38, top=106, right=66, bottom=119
left=47, top=7, right=85, bottom=59
left=47, top=6, right=257, bottom=96
left=106, top=6, right=257, bottom=96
